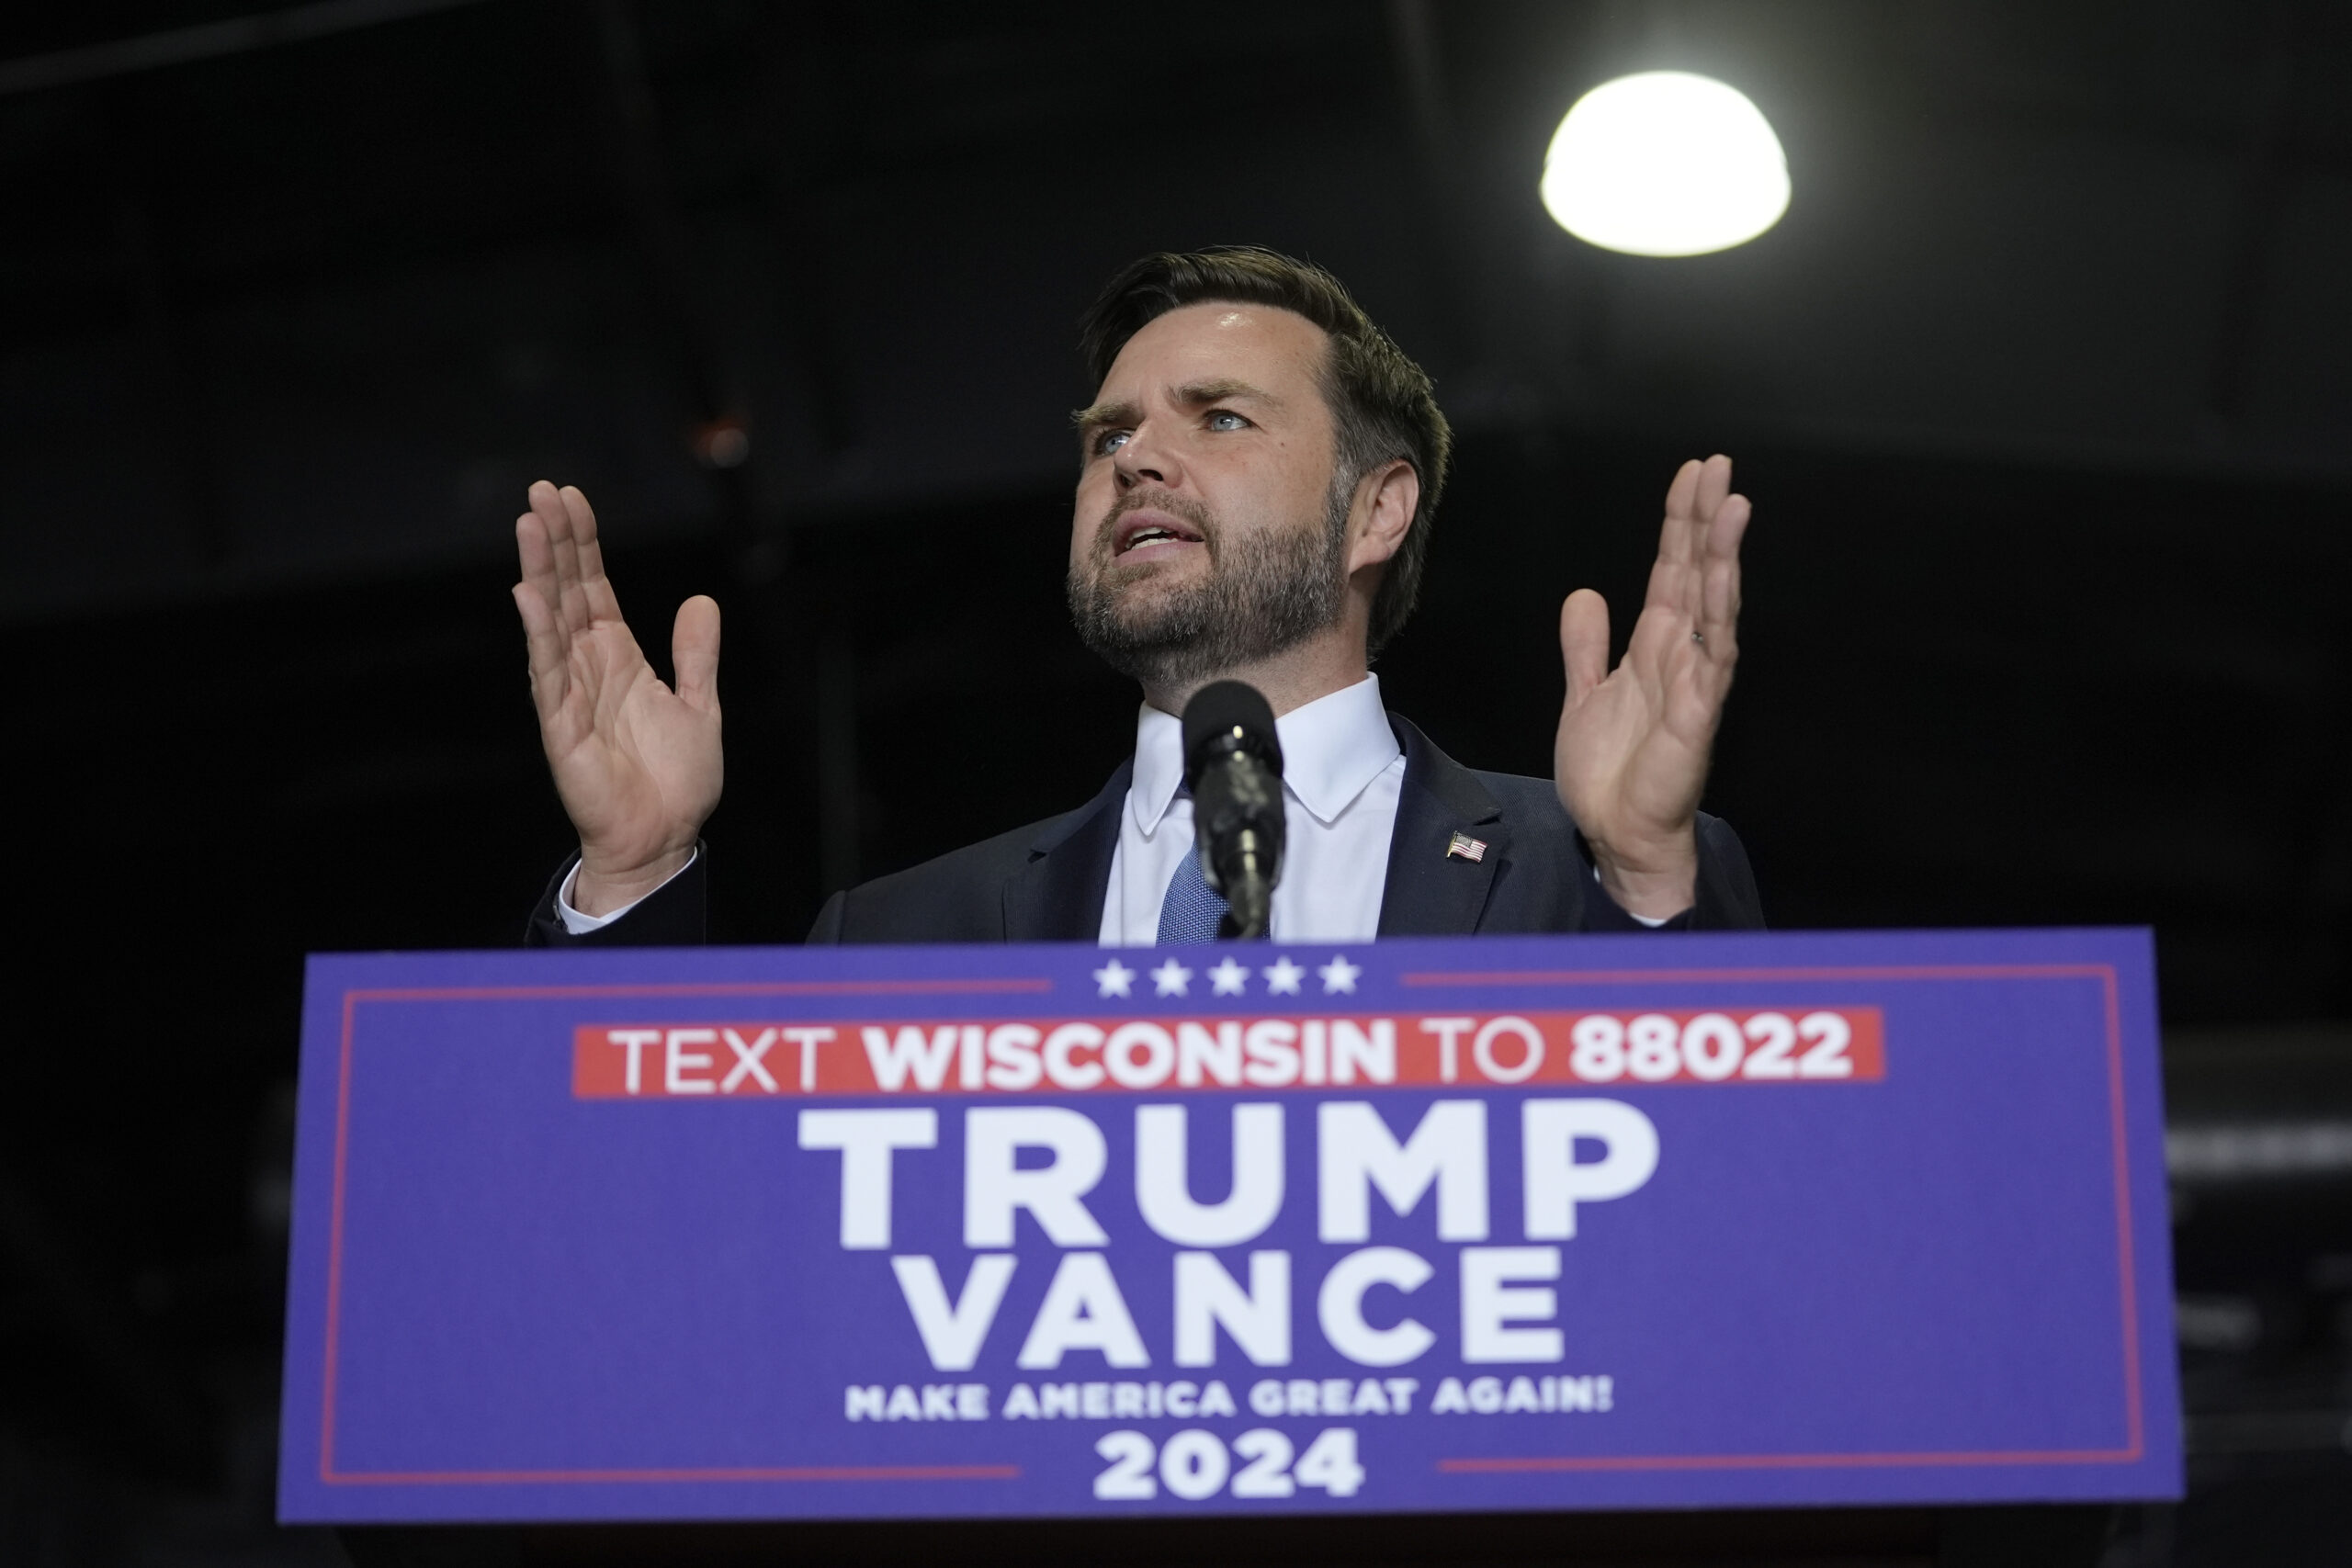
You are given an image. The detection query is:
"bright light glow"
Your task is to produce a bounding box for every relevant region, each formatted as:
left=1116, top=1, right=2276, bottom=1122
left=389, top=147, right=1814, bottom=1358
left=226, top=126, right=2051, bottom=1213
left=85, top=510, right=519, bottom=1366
left=1539, top=72, right=1791, bottom=257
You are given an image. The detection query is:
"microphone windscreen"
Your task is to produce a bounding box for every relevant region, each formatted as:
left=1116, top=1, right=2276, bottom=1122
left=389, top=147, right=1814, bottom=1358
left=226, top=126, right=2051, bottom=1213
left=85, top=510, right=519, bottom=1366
left=1182, top=681, right=1283, bottom=787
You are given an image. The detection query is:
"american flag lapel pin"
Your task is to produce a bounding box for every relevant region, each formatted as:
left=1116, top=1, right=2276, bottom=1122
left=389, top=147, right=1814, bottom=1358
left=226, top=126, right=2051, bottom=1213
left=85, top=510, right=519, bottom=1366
left=1446, top=832, right=1487, bottom=863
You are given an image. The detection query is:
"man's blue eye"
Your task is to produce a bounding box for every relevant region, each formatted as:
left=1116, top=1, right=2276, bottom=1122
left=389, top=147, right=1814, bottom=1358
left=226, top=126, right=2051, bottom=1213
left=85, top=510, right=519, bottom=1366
left=1208, top=412, right=1248, bottom=432
left=1097, top=430, right=1130, bottom=453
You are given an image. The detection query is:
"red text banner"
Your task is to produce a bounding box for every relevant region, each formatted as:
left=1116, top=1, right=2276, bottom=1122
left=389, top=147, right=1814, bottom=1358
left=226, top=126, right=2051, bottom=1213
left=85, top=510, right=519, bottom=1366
left=571, top=1008, right=1885, bottom=1099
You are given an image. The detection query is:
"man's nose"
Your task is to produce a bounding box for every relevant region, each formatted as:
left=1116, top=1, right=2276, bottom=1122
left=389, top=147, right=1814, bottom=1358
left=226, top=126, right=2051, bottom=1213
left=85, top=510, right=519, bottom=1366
left=1113, top=421, right=1178, bottom=490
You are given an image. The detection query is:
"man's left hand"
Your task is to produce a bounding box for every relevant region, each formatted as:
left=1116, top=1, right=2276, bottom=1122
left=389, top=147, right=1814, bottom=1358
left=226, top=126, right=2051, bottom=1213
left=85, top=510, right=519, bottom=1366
left=1554, top=455, right=1751, bottom=920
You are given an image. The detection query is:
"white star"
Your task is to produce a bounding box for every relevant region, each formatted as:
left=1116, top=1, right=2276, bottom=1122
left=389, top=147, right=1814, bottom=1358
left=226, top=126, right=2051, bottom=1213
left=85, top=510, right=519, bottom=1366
left=1261, top=956, right=1305, bottom=996
left=1207, top=957, right=1250, bottom=997
left=1151, top=959, right=1193, bottom=998
left=1317, top=954, right=1363, bottom=995
left=1093, top=960, right=1136, bottom=998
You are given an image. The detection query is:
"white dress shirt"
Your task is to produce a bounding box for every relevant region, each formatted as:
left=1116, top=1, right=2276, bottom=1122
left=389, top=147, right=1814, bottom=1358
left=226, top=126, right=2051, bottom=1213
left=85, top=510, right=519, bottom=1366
left=560, top=670, right=1666, bottom=937
left=558, top=675, right=1406, bottom=942
left=554, top=854, right=687, bottom=935
left=1099, top=674, right=1404, bottom=945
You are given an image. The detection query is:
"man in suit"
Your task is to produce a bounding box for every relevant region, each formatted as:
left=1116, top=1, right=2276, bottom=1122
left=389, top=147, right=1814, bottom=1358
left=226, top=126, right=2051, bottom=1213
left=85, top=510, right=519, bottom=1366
left=513, top=248, right=1760, bottom=947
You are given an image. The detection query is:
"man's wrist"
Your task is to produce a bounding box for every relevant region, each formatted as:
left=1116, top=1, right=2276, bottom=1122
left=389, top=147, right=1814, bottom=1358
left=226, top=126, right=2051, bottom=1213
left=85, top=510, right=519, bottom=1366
left=1587, top=833, right=1699, bottom=920
left=572, top=846, right=696, bottom=918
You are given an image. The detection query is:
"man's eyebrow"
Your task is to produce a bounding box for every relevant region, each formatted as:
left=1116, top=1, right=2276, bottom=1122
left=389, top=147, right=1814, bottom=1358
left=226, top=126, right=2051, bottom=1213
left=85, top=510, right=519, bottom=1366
left=1070, top=380, right=1286, bottom=432
left=1070, top=398, right=1140, bottom=432
left=1170, top=378, right=1282, bottom=409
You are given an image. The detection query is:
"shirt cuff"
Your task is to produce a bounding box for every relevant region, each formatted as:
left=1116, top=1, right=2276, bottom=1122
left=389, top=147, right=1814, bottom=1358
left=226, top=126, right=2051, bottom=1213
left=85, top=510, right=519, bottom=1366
left=557, top=850, right=699, bottom=935
left=1593, top=865, right=1677, bottom=929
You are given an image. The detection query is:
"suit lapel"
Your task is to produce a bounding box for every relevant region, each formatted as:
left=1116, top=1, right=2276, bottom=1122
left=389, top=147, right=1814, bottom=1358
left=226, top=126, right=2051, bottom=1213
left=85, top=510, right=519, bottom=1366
left=1002, top=760, right=1131, bottom=942
left=1002, top=720, right=1507, bottom=942
left=1377, top=715, right=1508, bottom=937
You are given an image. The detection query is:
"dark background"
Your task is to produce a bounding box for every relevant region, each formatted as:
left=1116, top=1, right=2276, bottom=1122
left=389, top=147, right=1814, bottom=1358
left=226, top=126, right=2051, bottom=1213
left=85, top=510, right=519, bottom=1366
left=2, top=2, right=2348, bottom=1562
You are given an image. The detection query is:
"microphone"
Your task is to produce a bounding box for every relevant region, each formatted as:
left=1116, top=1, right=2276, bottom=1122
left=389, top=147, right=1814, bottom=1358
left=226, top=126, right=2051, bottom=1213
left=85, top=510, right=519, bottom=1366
left=1181, top=682, right=1286, bottom=940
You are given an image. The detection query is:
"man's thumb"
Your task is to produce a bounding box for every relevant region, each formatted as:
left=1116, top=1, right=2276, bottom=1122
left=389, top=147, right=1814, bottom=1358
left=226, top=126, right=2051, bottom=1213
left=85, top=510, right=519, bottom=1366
left=673, top=595, right=721, bottom=710
left=1560, top=589, right=1609, bottom=709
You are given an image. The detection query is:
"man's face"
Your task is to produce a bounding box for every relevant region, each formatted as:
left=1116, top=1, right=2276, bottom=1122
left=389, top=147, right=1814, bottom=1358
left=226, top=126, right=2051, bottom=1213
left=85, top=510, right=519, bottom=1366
left=1067, top=301, right=1351, bottom=688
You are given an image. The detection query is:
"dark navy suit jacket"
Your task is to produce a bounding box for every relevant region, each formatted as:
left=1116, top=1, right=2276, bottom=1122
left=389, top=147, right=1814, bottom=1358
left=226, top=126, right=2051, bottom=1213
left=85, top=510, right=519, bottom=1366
left=526, top=714, right=1763, bottom=946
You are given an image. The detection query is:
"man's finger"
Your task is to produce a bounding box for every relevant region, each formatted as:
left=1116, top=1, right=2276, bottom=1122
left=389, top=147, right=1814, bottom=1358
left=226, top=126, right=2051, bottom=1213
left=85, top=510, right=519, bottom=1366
left=1642, top=458, right=1708, bottom=616
left=1698, top=492, right=1751, bottom=653
left=532, top=479, right=592, bottom=635
left=1693, top=455, right=1733, bottom=524
left=515, top=509, right=569, bottom=651
left=1640, top=548, right=1690, bottom=616
left=1659, top=458, right=1703, bottom=567
left=561, top=484, right=626, bottom=626
left=515, top=505, right=558, bottom=600
left=673, top=594, right=722, bottom=715
left=511, top=578, right=570, bottom=720
left=1560, top=589, right=1610, bottom=709
left=1680, top=455, right=1731, bottom=580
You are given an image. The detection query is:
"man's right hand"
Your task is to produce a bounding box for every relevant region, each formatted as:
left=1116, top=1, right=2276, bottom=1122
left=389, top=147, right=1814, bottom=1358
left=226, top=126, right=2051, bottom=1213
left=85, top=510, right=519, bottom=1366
left=512, top=480, right=722, bottom=917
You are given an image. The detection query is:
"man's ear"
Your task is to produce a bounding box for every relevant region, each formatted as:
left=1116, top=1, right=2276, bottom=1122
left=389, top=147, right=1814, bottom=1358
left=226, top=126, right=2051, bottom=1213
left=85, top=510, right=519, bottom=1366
left=1347, top=459, right=1419, bottom=575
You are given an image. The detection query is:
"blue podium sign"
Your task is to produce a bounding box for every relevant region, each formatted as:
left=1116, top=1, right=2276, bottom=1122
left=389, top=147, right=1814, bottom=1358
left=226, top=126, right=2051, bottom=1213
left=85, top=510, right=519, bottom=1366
left=277, top=929, right=2181, bottom=1523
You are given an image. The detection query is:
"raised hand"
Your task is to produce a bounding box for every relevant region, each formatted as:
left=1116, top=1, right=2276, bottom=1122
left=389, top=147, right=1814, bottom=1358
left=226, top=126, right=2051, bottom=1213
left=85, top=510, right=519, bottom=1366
left=1554, top=455, right=1750, bottom=919
left=512, top=480, right=722, bottom=917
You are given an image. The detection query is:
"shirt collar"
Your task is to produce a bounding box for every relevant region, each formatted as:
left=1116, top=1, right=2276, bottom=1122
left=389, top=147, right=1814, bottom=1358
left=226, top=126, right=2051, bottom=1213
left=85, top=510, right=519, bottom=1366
left=1130, top=673, right=1399, bottom=835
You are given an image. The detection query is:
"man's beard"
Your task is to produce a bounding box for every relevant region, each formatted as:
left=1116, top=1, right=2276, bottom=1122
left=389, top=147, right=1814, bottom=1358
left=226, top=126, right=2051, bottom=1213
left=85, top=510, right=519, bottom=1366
left=1067, top=483, right=1351, bottom=689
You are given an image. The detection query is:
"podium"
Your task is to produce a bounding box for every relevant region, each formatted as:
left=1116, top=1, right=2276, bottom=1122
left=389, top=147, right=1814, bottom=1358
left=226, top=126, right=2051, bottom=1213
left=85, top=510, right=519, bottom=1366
left=284, top=930, right=2178, bottom=1562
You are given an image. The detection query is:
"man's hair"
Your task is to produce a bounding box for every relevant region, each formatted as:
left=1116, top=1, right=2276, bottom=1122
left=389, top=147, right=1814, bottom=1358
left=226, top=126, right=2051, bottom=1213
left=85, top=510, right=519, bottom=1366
left=1078, top=247, right=1452, bottom=657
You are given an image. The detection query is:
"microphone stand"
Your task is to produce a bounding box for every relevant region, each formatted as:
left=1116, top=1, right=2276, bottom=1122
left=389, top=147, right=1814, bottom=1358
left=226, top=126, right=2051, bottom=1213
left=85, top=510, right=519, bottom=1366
left=1182, top=682, right=1287, bottom=942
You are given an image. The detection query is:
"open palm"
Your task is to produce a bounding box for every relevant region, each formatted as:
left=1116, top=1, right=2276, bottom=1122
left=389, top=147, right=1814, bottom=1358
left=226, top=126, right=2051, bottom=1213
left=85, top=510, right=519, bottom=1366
left=512, top=480, right=722, bottom=914
left=1554, top=456, right=1750, bottom=918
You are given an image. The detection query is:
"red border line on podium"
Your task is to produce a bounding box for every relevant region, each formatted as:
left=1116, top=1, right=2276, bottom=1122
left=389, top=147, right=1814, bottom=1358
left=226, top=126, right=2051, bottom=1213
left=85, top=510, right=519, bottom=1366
left=1399, top=963, right=2119, bottom=987
left=319, top=977, right=1047, bottom=1487
left=1439, top=1446, right=2137, bottom=1474
left=322, top=1465, right=1021, bottom=1485
left=1415, top=961, right=2145, bottom=1475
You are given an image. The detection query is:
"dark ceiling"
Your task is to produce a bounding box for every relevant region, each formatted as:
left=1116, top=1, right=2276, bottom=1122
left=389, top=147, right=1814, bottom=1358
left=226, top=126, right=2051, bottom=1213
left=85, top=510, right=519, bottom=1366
left=0, top=0, right=2347, bottom=621
left=4, top=0, right=2347, bottom=1009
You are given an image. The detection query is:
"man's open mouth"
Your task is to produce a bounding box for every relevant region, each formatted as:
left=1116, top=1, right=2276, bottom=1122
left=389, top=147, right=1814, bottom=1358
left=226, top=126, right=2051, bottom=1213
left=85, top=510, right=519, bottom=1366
left=1113, top=512, right=1207, bottom=557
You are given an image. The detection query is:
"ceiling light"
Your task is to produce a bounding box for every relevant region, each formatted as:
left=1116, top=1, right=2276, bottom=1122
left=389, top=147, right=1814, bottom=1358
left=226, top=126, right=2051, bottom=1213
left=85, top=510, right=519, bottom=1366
left=1539, top=71, right=1791, bottom=257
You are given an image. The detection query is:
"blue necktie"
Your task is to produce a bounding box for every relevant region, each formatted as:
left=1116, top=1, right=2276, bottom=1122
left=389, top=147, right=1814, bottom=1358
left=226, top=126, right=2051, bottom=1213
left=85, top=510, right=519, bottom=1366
left=1157, top=850, right=1230, bottom=943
